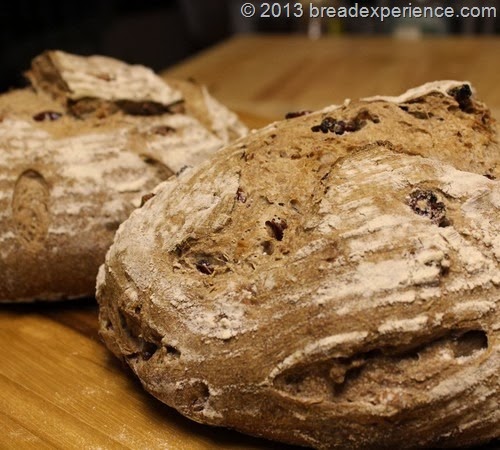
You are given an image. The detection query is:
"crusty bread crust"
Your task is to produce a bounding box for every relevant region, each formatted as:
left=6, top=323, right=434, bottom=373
left=97, top=81, right=499, bottom=449
left=0, top=51, right=247, bottom=302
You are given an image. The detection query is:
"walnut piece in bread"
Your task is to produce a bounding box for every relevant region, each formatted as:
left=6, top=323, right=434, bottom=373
left=0, top=51, right=247, bottom=302
left=97, top=81, right=499, bottom=449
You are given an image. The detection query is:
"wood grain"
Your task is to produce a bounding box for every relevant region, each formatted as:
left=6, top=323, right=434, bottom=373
left=0, top=301, right=295, bottom=449
left=162, top=35, right=500, bottom=122
left=1, top=35, right=499, bottom=449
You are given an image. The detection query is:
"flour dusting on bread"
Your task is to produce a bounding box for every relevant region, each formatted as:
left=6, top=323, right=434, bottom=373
left=0, top=51, right=247, bottom=302
left=97, top=81, right=499, bottom=449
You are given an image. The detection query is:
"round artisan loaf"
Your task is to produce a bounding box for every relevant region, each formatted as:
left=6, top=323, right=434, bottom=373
left=97, top=81, right=499, bottom=449
left=0, top=50, right=246, bottom=302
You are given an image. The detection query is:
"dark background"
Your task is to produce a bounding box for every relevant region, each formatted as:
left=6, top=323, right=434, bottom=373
left=0, top=0, right=499, bottom=91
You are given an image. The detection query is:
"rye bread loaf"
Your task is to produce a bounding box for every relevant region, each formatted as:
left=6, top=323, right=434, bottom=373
left=0, top=50, right=247, bottom=302
left=96, top=81, right=499, bottom=449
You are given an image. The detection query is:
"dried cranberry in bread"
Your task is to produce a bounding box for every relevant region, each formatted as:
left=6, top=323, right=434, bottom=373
left=97, top=81, right=499, bottom=449
left=0, top=51, right=247, bottom=302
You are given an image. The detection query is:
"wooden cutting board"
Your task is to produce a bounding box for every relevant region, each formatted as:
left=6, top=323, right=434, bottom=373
left=162, top=35, right=500, bottom=122
left=0, top=300, right=299, bottom=450
left=2, top=35, right=500, bottom=449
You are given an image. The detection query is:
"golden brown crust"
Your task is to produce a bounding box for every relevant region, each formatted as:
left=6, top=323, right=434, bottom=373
left=0, top=51, right=247, bottom=302
left=97, top=81, right=499, bottom=449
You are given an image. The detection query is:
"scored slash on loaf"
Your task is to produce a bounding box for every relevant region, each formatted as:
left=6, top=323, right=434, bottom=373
left=97, top=81, right=499, bottom=449
left=0, top=50, right=247, bottom=302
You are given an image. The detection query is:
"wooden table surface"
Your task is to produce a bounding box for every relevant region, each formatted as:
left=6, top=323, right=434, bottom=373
left=1, top=35, right=499, bottom=450
left=162, top=34, right=500, bottom=122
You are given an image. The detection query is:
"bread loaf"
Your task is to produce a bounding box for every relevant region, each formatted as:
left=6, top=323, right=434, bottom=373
left=97, top=81, right=499, bottom=449
left=0, top=51, right=247, bottom=302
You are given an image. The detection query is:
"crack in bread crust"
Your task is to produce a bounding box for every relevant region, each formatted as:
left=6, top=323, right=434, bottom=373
left=97, top=81, right=499, bottom=449
left=0, top=51, right=247, bottom=302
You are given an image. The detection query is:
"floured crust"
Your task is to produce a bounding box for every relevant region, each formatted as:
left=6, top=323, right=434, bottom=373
left=166, top=78, right=248, bottom=143
left=0, top=51, right=247, bottom=302
left=27, top=50, right=183, bottom=106
left=97, top=81, right=499, bottom=449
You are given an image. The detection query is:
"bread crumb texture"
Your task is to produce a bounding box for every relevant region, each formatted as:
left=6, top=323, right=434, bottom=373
left=97, top=81, right=499, bottom=449
left=0, top=50, right=247, bottom=302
